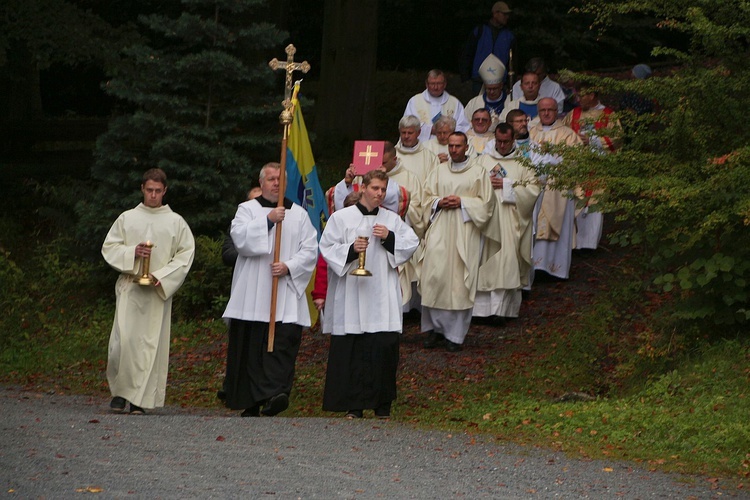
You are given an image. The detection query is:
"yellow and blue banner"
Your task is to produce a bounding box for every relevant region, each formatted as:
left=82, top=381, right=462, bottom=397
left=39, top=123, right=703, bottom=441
left=285, top=83, right=329, bottom=239
left=285, top=83, right=328, bottom=325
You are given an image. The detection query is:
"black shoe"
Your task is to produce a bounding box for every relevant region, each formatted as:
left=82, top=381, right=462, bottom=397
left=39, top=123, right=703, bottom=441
left=423, top=330, right=445, bottom=349
left=261, top=393, right=289, bottom=416
left=241, top=405, right=261, bottom=417
left=129, top=403, right=145, bottom=415
left=110, top=396, right=126, bottom=412
left=217, top=390, right=226, bottom=401
left=374, top=403, right=391, bottom=419
left=489, top=315, right=507, bottom=328
left=445, top=340, right=462, bottom=352
left=345, top=409, right=363, bottom=419
left=403, top=309, right=421, bottom=324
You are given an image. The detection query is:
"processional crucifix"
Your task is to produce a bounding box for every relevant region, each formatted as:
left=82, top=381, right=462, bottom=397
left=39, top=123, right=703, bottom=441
left=266, top=44, right=310, bottom=352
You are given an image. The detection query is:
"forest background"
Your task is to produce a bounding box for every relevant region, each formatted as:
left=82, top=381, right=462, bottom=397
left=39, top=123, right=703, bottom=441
left=1, top=0, right=749, bottom=488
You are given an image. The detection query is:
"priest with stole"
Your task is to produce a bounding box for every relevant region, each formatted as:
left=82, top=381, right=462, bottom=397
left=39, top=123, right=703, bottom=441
left=222, top=162, right=318, bottom=417
left=529, top=97, right=582, bottom=280
left=419, top=132, right=498, bottom=352
left=320, top=170, right=419, bottom=419
left=474, top=124, right=541, bottom=319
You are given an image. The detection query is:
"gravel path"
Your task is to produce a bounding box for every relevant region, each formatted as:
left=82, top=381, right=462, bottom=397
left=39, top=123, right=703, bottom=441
left=2, top=388, right=739, bottom=499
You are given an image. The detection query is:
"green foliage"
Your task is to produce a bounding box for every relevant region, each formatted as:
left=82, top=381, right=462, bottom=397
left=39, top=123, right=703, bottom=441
left=173, top=234, right=233, bottom=320
left=0, top=0, right=141, bottom=69
left=552, top=0, right=750, bottom=331
left=0, top=250, right=28, bottom=334
left=77, top=0, right=288, bottom=244
left=0, top=234, right=112, bottom=383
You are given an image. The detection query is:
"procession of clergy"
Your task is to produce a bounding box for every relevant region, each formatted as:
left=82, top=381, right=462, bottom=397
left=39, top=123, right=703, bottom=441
left=102, top=48, right=620, bottom=421
left=328, top=54, right=618, bottom=346
left=214, top=1, right=621, bottom=420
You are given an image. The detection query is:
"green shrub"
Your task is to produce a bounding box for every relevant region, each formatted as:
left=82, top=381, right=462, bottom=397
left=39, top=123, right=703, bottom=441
left=551, top=1, right=750, bottom=333
left=173, top=234, right=233, bottom=320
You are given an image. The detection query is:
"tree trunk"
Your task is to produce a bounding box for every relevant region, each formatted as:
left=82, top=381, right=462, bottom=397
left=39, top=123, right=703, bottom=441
left=315, top=0, right=379, bottom=143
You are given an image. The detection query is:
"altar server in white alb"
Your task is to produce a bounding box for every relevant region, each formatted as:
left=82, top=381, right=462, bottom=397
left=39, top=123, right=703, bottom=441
left=222, top=162, right=318, bottom=418
left=320, top=170, right=419, bottom=420
left=102, top=168, right=195, bottom=415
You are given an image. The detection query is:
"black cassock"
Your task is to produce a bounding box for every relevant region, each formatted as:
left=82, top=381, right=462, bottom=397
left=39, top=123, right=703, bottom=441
left=322, top=331, right=399, bottom=412
left=224, top=319, right=302, bottom=411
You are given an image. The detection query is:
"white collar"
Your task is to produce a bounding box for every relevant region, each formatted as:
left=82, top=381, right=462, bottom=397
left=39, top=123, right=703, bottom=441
left=422, top=89, right=450, bottom=106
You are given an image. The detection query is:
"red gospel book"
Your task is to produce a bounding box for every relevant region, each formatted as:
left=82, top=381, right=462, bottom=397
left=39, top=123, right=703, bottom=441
left=352, top=141, right=385, bottom=175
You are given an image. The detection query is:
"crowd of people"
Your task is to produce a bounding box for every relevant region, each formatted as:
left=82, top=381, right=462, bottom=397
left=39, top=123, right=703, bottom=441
left=99, top=1, right=643, bottom=421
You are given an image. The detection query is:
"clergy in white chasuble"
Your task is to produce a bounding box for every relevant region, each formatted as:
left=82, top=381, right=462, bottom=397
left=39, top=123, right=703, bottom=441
left=102, top=168, right=195, bottom=411
left=403, top=69, right=470, bottom=143
left=395, top=115, right=441, bottom=183
left=474, top=124, right=541, bottom=318
left=529, top=98, right=582, bottom=280
left=561, top=87, right=622, bottom=250
left=419, top=132, right=497, bottom=348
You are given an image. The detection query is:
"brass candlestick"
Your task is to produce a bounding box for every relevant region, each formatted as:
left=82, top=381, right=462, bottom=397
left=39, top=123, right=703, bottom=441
left=350, top=236, right=372, bottom=277
left=136, top=241, right=155, bottom=286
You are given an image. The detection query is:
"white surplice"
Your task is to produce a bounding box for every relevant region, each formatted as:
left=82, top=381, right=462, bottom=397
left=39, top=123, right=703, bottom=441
left=320, top=205, right=419, bottom=336
left=223, top=199, right=318, bottom=326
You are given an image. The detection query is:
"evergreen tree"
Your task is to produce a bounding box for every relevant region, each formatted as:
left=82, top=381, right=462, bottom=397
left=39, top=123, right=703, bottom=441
left=77, top=0, right=287, bottom=241
left=554, top=0, right=750, bottom=331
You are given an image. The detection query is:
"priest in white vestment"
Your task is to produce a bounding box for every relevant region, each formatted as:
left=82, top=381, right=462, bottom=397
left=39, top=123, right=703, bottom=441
left=222, top=163, right=318, bottom=417
left=500, top=71, right=543, bottom=124
left=466, top=108, right=494, bottom=157
left=419, top=132, right=498, bottom=352
left=474, top=124, right=541, bottom=319
left=396, top=115, right=441, bottom=182
left=423, top=115, right=456, bottom=163
left=561, top=87, right=622, bottom=250
left=403, top=69, right=470, bottom=143
left=320, top=170, right=419, bottom=419
left=511, top=57, right=566, bottom=113
left=395, top=116, right=441, bottom=312
left=529, top=98, right=583, bottom=280
left=102, top=168, right=195, bottom=414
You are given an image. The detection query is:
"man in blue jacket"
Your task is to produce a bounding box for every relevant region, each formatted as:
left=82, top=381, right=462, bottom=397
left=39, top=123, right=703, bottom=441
left=461, top=2, right=516, bottom=95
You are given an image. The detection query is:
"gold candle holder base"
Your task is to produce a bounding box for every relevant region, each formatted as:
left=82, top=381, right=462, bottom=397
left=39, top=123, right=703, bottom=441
left=349, top=237, right=372, bottom=277
left=136, top=275, right=155, bottom=286
left=136, top=241, right=155, bottom=286
left=350, top=267, right=372, bottom=277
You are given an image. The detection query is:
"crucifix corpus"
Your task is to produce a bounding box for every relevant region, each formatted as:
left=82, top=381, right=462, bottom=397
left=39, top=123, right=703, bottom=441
left=266, top=44, right=310, bottom=352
